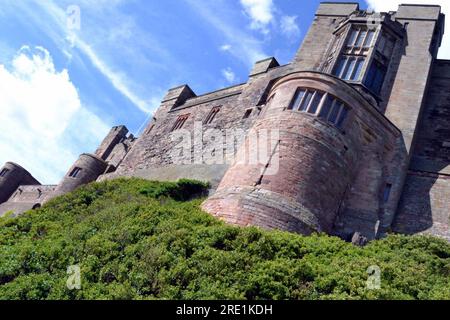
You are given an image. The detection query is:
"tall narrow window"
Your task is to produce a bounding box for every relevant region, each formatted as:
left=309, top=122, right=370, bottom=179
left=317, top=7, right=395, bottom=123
left=299, top=91, right=314, bottom=111
left=0, top=168, right=9, bottom=177
left=204, top=106, right=221, bottom=125
left=363, top=30, right=375, bottom=47
left=243, top=109, right=252, bottom=119
left=365, top=61, right=387, bottom=94
left=348, top=29, right=359, bottom=46
left=336, top=105, right=350, bottom=129
left=355, top=30, right=367, bottom=47
left=383, top=184, right=393, bottom=203
left=288, top=89, right=306, bottom=110
left=327, top=102, right=342, bottom=124
left=69, top=167, right=82, bottom=178
left=319, top=95, right=334, bottom=119
left=171, top=114, right=190, bottom=132
left=308, top=92, right=324, bottom=114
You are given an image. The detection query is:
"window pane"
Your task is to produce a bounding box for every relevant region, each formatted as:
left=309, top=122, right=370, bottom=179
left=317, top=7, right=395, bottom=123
left=289, top=89, right=306, bottom=110
left=348, top=29, right=358, bottom=46
left=333, top=57, right=346, bottom=78
left=378, top=36, right=386, bottom=53
left=308, top=92, right=323, bottom=114
left=364, top=30, right=375, bottom=47
left=351, top=58, right=365, bottom=81
left=355, top=30, right=367, bottom=47
left=365, top=63, right=377, bottom=88
left=383, top=184, right=393, bottom=203
left=343, top=58, right=356, bottom=80
left=328, top=102, right=342, bottom=124
left=300, top=91, right=314, bottom=111
left=319, top=96, right=334, bottom=119
left=384, top=39, right=394, bottom=57
left=373, top=67, right=386, bottom=94
left=336, top=105, right=349, bottom=128
left=365, top=62, right=386, bottom=94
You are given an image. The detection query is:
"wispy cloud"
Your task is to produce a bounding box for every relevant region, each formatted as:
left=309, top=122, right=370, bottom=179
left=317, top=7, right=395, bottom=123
left=220, top=44, right=232, bottom=52
left=222, top=67, right=237, bottom=83
left=240, top=0, right=274, bottom=34
left=32, top=0, right=155, bottom=113
left=280, top=15, right=301, bottom=40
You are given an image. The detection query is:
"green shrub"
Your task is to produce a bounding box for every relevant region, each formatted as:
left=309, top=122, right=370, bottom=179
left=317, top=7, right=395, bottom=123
left=0, top=178, right=448, bottom=300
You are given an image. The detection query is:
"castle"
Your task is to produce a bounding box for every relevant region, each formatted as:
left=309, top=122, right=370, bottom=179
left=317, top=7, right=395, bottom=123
left=1, top=2, right=449, bottom=243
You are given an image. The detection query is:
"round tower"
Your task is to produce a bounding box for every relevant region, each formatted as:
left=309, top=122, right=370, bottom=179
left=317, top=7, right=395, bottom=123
left=52, top=153, right=107, bottom=198
left=203, top=72, right=375, bottom=234
left=0, top=162, right=40, bottom=203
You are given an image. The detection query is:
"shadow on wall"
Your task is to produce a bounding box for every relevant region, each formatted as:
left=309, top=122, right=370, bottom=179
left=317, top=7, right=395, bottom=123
left=393, top=162, right=449, bottom=238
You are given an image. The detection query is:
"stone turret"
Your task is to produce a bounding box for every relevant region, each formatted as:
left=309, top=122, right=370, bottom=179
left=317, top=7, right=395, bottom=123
left=0, top=162, right=40, bottom=204
left=51, top=153, right=107, bottom=198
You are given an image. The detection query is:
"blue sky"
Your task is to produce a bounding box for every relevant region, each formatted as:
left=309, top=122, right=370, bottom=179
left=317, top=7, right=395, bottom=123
left=0, top=0, right=448, bottom=184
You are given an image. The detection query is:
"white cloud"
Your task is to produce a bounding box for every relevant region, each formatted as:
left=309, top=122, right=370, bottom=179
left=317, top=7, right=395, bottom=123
left=222, top=67, right=237, bottom=83
left=280, top=15, right=301, bottom=39
left=240, top=0, right=274, bottom=34
left=220, top=44, right=232, bottom=52
left=0, top=46, right=110, bottom=184
left=366, top=0, right=450, bottom=59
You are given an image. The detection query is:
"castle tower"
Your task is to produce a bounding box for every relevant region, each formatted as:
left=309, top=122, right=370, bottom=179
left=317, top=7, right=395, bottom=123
left=203, top=3, right=445, bottom=240
left=95, top=126, right=129, bottom=161
left=0, top=162, right=41, bottom=204
left=51, top=154, right=107, bottom=198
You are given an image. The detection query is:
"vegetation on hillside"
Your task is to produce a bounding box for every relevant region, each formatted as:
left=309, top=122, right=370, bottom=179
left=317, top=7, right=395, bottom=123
left=0, top=178, right=449, bottom=300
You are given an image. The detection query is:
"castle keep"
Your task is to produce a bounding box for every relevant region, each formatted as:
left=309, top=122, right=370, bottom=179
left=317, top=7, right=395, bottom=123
left=1, top=3, right=449, bottom=242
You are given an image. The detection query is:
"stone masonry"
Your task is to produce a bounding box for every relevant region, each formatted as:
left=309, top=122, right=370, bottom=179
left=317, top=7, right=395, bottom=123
left=1, top=3, right=449, bottom=242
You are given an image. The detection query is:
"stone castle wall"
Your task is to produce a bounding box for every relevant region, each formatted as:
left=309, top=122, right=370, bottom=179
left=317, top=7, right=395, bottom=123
left=393, top=60, right=450, bottom=241
left=0, top=3, right=449, bottom=242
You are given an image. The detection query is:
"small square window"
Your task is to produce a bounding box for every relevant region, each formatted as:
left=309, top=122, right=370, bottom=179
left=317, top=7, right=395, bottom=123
left=243, top=109, right=252, bottom=119
left=0, top=168, right=9, bottom=177
left=69, top=167, right=82, bottom=178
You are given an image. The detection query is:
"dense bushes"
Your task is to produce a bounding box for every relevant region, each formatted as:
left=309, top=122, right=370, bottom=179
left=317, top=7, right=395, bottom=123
left=0, top=178, right=449, bottom=300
